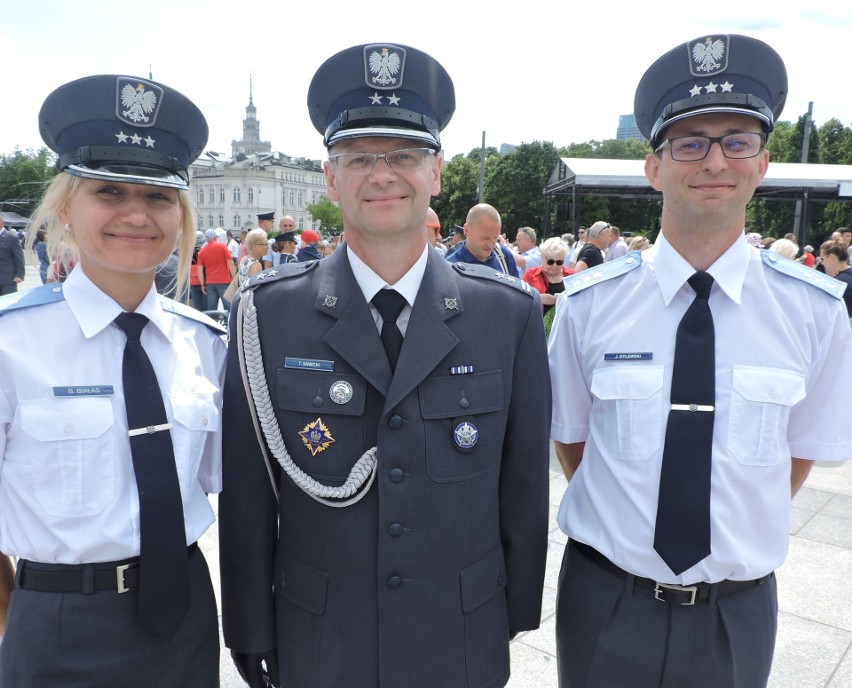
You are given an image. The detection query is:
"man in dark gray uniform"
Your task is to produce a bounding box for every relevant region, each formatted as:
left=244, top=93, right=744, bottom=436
left=219, top=43, right=551, bottom=688
left=0, top=218, right=25, bottom=295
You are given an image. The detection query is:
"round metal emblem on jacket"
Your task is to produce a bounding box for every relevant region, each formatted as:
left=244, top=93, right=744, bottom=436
left=329, top=380, right=353, bottom=405
left=453, top=417, right=478, bottom=453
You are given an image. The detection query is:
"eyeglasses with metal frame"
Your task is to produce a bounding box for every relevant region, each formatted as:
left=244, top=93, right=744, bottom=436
left=655, top=132, right=766, bottom=162
left=328, top=147, right=437, bottom=175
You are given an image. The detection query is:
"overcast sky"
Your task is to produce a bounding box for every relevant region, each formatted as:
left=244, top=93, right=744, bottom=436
left=2, top=2, right=850, bottom=164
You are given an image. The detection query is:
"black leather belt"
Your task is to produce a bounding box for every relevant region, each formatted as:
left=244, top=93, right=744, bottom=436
left=18, top=543, right=197, bottom=594
left=570, top=540, right=770, bottom=606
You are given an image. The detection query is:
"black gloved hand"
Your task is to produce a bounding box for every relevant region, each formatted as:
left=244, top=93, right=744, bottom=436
left=231, top=649, right=281, bottom=688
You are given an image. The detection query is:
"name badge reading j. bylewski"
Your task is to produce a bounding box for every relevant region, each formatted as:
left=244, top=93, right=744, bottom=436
left=53, top=386, right=115, bottom=397
left=603, top=352, right=653, bottom=362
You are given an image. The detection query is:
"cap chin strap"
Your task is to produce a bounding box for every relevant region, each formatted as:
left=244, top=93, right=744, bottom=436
left=324, top=106, right=440, bottom=147
left=237, top=286, right=377, bottom=507
left=650, top=92, right=774, bottom=146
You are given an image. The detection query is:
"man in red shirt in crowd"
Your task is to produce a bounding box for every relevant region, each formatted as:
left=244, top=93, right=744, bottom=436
left=197, top=228, right=236, bottom=311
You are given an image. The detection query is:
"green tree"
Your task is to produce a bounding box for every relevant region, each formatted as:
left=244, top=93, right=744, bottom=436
left=432, top=153, right=480, bottom=227
left=306, top=196, right=343, bottom=236
left=483, top=141, right=561, bottom=237
left=818, top=118, right=847, bottom=165
left=0, top=147, right=57, bottom=217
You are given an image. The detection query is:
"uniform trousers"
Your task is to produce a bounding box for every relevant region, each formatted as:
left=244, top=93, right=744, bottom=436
left=0, top=546, right=219, bottom=688
left=556, top=541, right=777, bottom=688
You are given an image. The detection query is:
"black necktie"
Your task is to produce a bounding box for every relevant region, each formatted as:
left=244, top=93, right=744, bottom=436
left=371, top=289, right=407, bottom=372
left=653, top=271, right=715, bottom=575
left=114, top=312, right=190, bottom=639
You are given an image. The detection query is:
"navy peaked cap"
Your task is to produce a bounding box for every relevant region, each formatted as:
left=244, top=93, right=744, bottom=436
left=308, top=43, right=455, bottom=149
left=39, top=75, right=208, bottom=189
left=634, top=35, right=787, bottom=147
left=257, top=211, right=275, bottom=221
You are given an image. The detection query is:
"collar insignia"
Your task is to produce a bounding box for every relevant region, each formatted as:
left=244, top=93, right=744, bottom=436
left=444, top=298, right=458, bottom=310
left=323, top=295, right=338, bottom=308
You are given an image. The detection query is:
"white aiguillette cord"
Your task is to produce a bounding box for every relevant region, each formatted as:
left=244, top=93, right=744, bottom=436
left=236, top=287, right=377, bottom=507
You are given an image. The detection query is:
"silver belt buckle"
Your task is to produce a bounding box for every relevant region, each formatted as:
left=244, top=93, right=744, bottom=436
left=654, top=582, right=698, bottom=605
left=116, top=564, right=132, bottom=593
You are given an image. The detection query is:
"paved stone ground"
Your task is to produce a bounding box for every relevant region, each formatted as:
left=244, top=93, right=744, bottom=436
left=17, top=262, right=852, bottom=687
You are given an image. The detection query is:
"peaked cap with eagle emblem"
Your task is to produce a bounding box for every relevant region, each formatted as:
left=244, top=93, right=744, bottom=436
left=307, top=43, right=455, bottom=149
left=634, top=35, right=787, bottom=148
left=39, top=75, right=208, bottom=189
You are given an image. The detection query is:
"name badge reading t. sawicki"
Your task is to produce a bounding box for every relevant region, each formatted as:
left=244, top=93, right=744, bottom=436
left=284, top=357, right=335, bottom=372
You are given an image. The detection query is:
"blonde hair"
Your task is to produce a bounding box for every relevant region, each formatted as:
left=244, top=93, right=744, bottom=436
left=246, top=227, right=268, bottom=248
left=26, top=172, right=198, bottom=297
left=540, top=236, right=567, bottom=259
left=768, top=237, right=798, bottom=261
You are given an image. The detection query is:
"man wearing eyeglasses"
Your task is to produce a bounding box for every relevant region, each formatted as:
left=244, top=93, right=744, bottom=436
left=548, top=35, right=852, bottom=688
left=220, top=43, right=550, bottom=688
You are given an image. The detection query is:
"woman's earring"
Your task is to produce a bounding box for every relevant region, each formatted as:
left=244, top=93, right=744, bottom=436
left=64, top=223, right=72, bottom=232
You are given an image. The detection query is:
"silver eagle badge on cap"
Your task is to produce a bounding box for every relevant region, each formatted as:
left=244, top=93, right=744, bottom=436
left=115, top=77, right=163, bottom=127
left=688, top=36, right=729, bottom=76
left=364, top=45, right=406, bottom=89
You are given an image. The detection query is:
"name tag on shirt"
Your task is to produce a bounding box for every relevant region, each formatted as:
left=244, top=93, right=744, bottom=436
left=603, top=352, right=653, bottom=362
left=53, top=386, right=115, bottom=397
left=284, top=357, right=335, bottom=372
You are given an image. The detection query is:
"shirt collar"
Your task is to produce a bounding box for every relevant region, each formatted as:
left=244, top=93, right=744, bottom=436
left=63, top=265, right=167, bottom=339
left=346, top=244, right=429, bottom=308
left=650, top=231, right=752, bottom=306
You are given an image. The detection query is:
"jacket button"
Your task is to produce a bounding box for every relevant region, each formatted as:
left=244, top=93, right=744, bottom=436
left=389, top=468, right=404, bottom=483
left=388, top=523, right=404, bottom=537
left=388, top=415, right=403, bottom=429
left=387, top=575, right=402, bottom=589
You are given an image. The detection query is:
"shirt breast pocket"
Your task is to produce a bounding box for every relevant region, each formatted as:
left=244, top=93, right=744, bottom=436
left=591, top=366, right=664, bottom=461
left=19, top=397, right=116, bottom=517
left=170, top=392, right=220, bottom=494
left=727, top=366, right=805, bottom=466
left=419, top=371, right=504, bottom=482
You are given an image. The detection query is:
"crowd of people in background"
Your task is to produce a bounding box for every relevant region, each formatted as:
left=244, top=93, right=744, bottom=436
left=11, top=208, right=852, bottom=328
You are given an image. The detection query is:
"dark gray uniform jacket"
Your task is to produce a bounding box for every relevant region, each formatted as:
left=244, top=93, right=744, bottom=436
left=220, top=246, right=551, bottom=688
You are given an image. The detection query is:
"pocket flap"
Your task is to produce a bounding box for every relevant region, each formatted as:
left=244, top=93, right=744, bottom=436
left=19, top=397, right=113, bottom=441
left=276, top=369, right=365, bottom=416
left=277, top=552, right=328, bottom=615
left=732, top=366, right=805, bottom=406
left=460, top=547, right=506, bottom=613
left=420, top=371, right=503, bottom=420
left=591, top=366, right=664, bottom=401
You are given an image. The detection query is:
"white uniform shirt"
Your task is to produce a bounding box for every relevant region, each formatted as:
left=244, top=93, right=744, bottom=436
left=347, top=243, right=429, bottom=337
left=549, top=232, right=852, bottom=583
left=0, top=266, right=226, bottom=564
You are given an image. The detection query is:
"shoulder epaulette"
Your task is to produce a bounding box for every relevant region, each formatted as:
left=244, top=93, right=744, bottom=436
left=0, top=284, right=66, bottom=318
left=158, top=296, right=227, bottom=335
left=245, top=260, right=319, bottom=291
left=761, top=251, right=845, bottom=299
left=564, top=250, right=642, bottom=296
left=451, top=262, right=534, bottom=296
